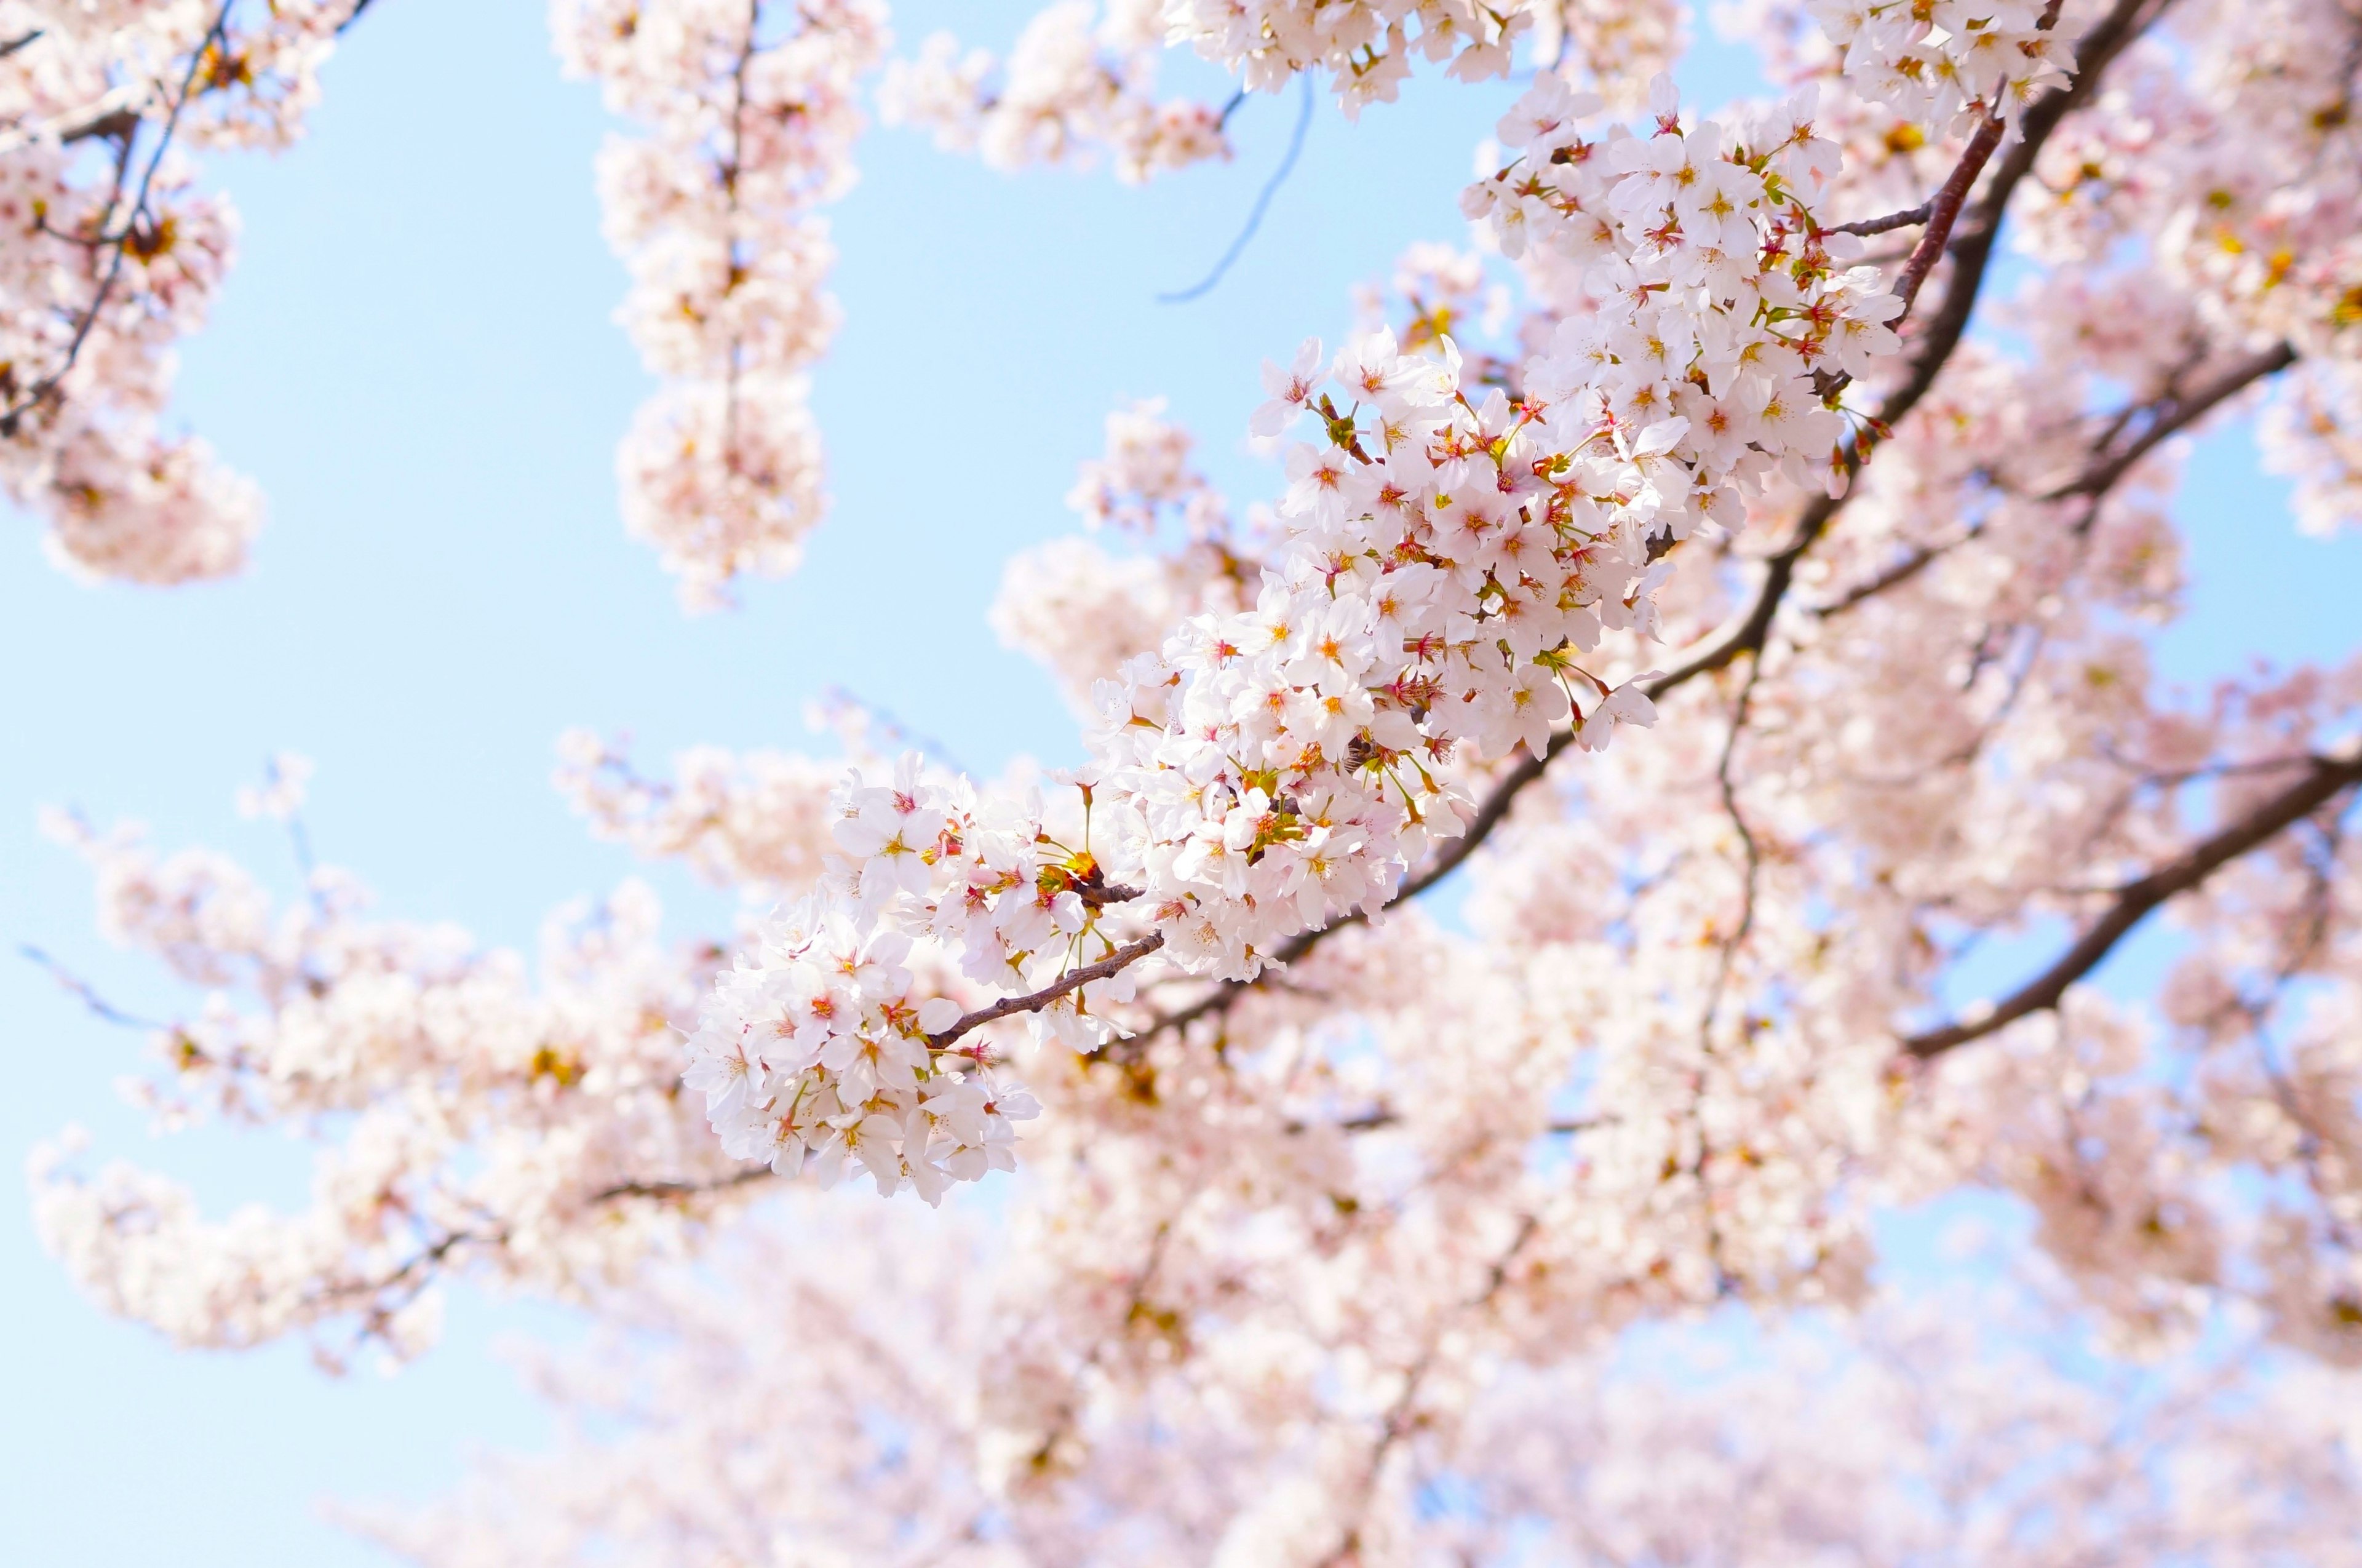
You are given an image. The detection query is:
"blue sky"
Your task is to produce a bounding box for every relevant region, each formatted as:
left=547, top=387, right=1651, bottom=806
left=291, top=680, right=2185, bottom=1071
left=1, top=3, right=2355, bottom=1561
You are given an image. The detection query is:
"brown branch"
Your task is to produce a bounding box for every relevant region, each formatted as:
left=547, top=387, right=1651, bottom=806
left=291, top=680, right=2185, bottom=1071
left=931, top=932, right=1166, bottom=1052
left=1305, top=1107, right=1604, bottom=1136
left=589, top=1166, right=774, bottom=1204
left=2046, top=341, right=2297, bottom=507
left=59, top=105, right=140, bottom=146
left=1904, top=751, right=2362, bottom=1057
left=1827, top=201, right=1932, bottom=237
left=1893, top=113, right=2008, bottom=316
left=1817, top=337, right=2296, bottom=618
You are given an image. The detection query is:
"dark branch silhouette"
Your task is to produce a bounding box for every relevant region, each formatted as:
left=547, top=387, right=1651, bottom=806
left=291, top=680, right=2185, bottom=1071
left=1159, top=72, right=1314, bottom=304
left=1903, top=750, right=2362, bottom=1057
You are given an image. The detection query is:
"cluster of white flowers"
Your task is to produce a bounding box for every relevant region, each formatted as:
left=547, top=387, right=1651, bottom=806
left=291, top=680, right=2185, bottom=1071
left=554, top=728, right=845, bottom=892
left=28, top=787, right=745, bottom=1365
left=994, top=397, right=1261, bottom=713
left=1804, top=0, right=2078, bottom=128
left=1064, top=395, right=1231, bottom=536
left=552, top=0, right=887, bottom=610
left=1530, top=0, right=1686, bottom=112
left=1167, top=0, right=1530, bottom=112
left=2263, top=361, right=2362, bottom=538
left=1051, top=79, right=1900, bottom=980
left=683, top=755, right=1145, bottom=1203
left=0, top=0, right=365, bottom=584
left=882, top=0, right=1230, bottom=183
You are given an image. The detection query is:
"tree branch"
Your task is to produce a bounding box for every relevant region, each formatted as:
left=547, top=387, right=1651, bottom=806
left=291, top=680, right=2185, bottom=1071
left=1827, top=201, right=1931, bottom=237
left=2046, top=341, right=2297, bottom=507
left=1816, top=337, right=2297, bottom=618
left=931, top=933, right=1167, bottom=1052
left=1892, top=113, right=2008, bottom=316
left=589, top=1167, right=775, bottom=1205
left=1903, top=750, right=2362, bottom=1057
left=1159, top=71, right=1313, bottom=304
left=19, top=942, right=168, bottom=1030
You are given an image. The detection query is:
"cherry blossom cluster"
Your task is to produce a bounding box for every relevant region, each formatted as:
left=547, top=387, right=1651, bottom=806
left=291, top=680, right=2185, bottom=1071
left=0, top=1, right=366, bottom=583
left=554, top=726, right=844, bottom=893
left=1060, top=81, right=1901, bottom=980
left=681, top=754, right=1142, bottom=1203
left=27, top=778, right=750, bottom=1366
left=1529, top=0, right=1685, bottom=112
left=881, top=1, right=1231, bottom=183
left=993, top=396, right=1260, bottom=712
left=347, top=1199, right=2362, bottom=1566
left=1803, top=0, right=2078, bottom=128
left=551, top=0, right=887, bottom=610
left=1167, top=0, right=1532, bottom=113
left=2262, top=360, right=2362, bottom=538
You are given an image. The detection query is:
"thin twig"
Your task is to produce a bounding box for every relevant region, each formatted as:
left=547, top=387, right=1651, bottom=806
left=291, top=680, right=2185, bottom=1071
left=20, top=943, right=168, bottom=1030
left=1700, top=659, right=1767, bottom=1045
left=1158, top=72, right=1313, bottom=304
left=590, top=1167, right=774, bottom=1204
left=1827, top=201, right=1932, bottom=237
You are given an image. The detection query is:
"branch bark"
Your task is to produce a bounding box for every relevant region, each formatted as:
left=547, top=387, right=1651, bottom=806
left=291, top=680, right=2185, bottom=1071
left=930, top=932, right=1166, bottom=1052
left=590, top=1167, right=774, bottom=1205
left=1903, top=751, right=2362, bottom=1057
left=2046, top=341, right=2297, bottom=507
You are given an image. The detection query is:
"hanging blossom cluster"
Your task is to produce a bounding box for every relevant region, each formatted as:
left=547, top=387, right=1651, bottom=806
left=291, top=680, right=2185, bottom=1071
left=552, top=0, right=887, bottom=610
left=900, top=0, right=1687, bottom=146
left=1803, top=0, right=2079, bottom=127
left=1528, top=0, right=1685, bottom=113
left=0, top=0, right=365, bottom=584
left=881, top=0, right=1231, bottom=182
left=554, top=726, right=845, bottom=894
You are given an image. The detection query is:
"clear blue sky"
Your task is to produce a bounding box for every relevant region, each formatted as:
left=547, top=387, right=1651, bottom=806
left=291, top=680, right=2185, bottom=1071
left=0, top=4, right=2353, bottom=1561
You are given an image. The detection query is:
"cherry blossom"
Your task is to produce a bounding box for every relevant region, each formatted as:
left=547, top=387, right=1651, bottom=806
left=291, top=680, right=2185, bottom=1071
left=0, top=1, right=370, bottom=584
left=552, top=0, right=887, bottom=609
left=16, top=0, right=2362, bottom=1554
left=882, top=1, right=1232, bottom=181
